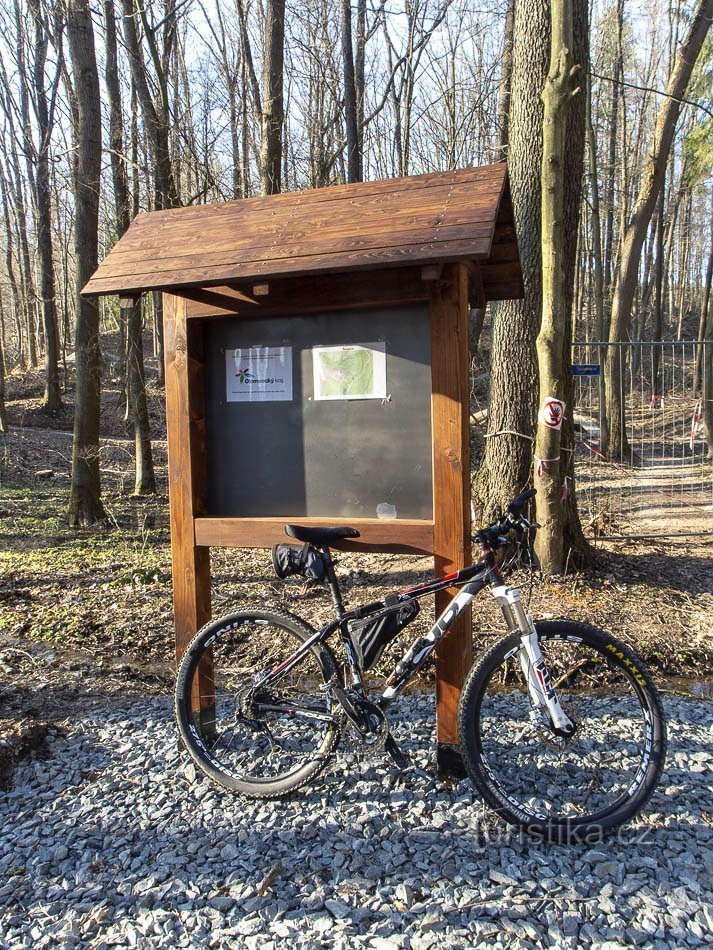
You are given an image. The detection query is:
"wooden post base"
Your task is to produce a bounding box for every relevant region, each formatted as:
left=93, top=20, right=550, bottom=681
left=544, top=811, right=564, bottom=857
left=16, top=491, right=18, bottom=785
left=436, top=742, right=467, bottom=779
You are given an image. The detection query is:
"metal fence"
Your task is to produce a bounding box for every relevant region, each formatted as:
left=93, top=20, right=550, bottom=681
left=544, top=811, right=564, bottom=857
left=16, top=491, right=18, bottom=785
left=571, top=340, right=713, bottom=538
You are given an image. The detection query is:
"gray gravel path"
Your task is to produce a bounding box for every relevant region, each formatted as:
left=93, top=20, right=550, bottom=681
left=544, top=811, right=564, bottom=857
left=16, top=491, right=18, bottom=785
left=1, top=694, right=711, bottom=948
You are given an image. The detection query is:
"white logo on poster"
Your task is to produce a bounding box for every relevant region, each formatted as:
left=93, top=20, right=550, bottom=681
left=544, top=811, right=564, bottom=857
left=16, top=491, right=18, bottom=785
left=226, top=346, right=293, bottom=402
left=538, top=396, right=565, bottom=430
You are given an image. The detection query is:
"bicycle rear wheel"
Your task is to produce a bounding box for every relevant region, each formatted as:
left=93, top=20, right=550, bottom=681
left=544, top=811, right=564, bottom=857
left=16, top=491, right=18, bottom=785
left=175, top=610, right=340, bottom=797
left=458, top=621, right=666, bottom=842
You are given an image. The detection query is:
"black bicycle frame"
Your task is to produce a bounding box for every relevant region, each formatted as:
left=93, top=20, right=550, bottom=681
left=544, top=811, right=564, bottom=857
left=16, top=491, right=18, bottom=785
left=256, top=552, right=504, bottom=711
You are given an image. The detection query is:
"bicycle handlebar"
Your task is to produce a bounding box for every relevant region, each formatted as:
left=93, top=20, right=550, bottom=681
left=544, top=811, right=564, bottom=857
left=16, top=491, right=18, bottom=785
left=473, top=488, right=537, bottom=548
left=507, top=487, right=536, bottom=515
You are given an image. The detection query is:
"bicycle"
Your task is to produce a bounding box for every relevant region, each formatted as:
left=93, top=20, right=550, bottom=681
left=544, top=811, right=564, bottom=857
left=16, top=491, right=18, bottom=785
left=175, top=488, right=667, bottom=843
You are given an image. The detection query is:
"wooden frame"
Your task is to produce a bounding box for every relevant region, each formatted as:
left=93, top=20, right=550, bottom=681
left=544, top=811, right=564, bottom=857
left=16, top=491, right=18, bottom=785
left=163, top=263, right=472, bottom=770
left=84, top=164, right=524, bottom=775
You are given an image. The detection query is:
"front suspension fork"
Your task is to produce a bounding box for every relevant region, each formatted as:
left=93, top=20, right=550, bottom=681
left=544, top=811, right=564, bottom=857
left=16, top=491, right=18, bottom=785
left=491, top=584, right=574, bottom=735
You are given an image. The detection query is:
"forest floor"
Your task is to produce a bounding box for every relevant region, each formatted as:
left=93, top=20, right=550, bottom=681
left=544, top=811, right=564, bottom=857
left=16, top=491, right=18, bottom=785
left=1, top=357, right=712, bottom=784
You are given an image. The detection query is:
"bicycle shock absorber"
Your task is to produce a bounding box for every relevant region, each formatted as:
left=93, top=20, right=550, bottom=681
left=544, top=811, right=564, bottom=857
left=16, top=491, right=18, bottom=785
left=490, top=584, right=575, bottom=736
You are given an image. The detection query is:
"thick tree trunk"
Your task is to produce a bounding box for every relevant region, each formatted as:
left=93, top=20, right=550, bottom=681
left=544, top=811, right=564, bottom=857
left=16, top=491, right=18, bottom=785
left=67, top=0, right=106, bottom=527
left=474, top=0, right=548, bottom=523
left=605, top=0, right=712, bottom=460
left=558, top=0, right=590, bottom=564
left=104, top=0, right=155, bottom=494
left=261, top=0, right=285, bottom=195
left=533, top=0, right=580, bottom=572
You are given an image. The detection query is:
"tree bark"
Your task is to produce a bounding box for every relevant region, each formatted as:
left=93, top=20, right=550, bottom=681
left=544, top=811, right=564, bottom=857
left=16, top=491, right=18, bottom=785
left=586, top=70, right=607, bottom=451
left=261, top=0, right=285, bottom=195
left=0, top=284, right=8, bottom=433
left=605, top=0, right=712, bottom=459
left=496, top=0, right=516, bottom=159
left=694, top=194, right=712, bottom=393
left=27, top=0, right=62, bottom=411
left=104, top=0, right=156, bottom=495
left=67, top=0, right=106, bottom=527
left=533, top=0, right=580, bottom=572
left=342, top=0, right=360, bottom=183
left=474, top=0, right=548, bottom=523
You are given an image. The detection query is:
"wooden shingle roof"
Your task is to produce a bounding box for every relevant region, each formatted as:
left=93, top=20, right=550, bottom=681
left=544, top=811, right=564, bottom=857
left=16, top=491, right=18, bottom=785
left=82, top=164, right=522, bottom=302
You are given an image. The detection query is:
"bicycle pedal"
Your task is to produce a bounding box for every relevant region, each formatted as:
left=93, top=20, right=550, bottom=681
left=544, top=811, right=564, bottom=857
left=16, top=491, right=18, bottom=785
left=384, top=734, right=412, bottom=770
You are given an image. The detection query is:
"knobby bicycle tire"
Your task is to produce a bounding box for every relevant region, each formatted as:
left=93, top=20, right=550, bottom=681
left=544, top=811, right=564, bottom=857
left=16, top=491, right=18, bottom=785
left=175, top=609, right=341, bottom=798
left=458, top=621, right=666, bottom=843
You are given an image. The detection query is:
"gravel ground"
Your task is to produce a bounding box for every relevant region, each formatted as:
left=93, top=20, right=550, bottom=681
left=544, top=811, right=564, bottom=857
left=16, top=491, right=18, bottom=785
left=1, top=693, right=711, bottom=949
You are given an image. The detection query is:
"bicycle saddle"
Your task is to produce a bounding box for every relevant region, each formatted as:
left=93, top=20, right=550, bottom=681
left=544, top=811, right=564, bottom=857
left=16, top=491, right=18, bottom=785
left=284, top=524, right=360, bottom=545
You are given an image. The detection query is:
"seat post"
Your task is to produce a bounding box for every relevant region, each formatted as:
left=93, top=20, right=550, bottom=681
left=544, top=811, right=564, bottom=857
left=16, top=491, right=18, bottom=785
left=321, top=547, right=345, bottom=616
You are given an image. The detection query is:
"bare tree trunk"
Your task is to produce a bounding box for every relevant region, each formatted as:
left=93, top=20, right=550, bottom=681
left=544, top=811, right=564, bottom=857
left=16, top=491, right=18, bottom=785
left=26, top=0, right=62, bottom=411
left=341, top=0, right=359, bottom=183
left=495, top=0, right=515, bottom=159
left=104, top=0, right=155, bottom=495
left=354, top=0, right=367, bottom=181
left=533, top=0, right=581, bottom=572
left=603, top=0, right=624, bottom=298
left=585, top=70, right=607, bottom=450
left=650, top=187, right=666, bottom=397
left=694, top=195, right=713, bottom=394
left=605, top=0, right=712, bottom=460
left=0, top=285, right=8, bottom=433
left=474, top=0, right=548, bottom=522
left=261, top=0, right=285, bottom=195
left=67, top=0, right=106, bottom=527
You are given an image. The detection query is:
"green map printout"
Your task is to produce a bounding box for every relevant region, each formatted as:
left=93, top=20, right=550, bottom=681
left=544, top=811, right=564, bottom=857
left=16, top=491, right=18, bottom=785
left=314, top=343, right=386, bottom=400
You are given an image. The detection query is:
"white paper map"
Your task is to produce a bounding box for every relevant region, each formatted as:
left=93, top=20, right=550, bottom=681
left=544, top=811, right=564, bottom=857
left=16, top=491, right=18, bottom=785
left=226, top=346, right=292, bottom=402
left=313, top=343, right=386, bottom=400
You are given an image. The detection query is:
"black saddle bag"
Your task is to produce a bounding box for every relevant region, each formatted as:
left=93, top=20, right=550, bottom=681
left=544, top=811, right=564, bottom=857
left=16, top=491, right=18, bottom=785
left=350, top=598, right=420, bottom=671
left=272, top=542, right=326, bottom=582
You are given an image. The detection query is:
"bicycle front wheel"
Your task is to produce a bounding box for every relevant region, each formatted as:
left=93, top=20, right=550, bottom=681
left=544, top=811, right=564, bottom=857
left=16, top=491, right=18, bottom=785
left=459, top=621, right=666, bottom=843
left=175, top=610, right=340, bottom=797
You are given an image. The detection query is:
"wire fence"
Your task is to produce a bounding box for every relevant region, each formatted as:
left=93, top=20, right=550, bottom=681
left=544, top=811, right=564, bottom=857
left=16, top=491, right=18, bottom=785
left=572, top=340, right=713, bottom=538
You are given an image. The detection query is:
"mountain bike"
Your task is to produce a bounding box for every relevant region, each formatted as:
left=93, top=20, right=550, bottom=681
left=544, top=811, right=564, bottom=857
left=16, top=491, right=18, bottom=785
left=175, top=489, right=666, bottom=843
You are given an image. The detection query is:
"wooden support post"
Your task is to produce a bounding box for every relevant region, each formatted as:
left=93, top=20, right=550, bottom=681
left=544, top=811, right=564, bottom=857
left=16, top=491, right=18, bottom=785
left=163, top=293, right=214, bottom=734
left=429, top=263, right=472, bottom=776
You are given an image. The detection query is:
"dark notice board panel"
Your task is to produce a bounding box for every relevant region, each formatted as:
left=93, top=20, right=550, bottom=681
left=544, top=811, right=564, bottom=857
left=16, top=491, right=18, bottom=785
left=204, top=306, right=433, bottom=519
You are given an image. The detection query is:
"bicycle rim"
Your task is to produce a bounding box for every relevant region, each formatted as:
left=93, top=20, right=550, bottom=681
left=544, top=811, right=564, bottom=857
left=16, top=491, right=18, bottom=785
left=177, top=612, right=339, bottom=795
left=461, top=622, right=666, bottom=840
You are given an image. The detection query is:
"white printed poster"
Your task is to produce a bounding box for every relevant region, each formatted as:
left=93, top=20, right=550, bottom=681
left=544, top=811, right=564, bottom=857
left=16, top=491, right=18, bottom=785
left=313, top=342, right=386, bottom=401
left=226, top=346, right=292, bottom=402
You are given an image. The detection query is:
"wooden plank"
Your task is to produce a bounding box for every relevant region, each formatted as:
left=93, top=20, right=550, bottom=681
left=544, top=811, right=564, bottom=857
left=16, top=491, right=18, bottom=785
left=89, top=194, right=503, bottom=270
left=163, top=293, right=214, bottom=734
left=89, top=184, right=504, bottom=272
left=81, top=164, right=512, bottom=297
left=429, top=263, right=472, bottom=769
left=194, top=517, right=435, bottom=555
left=83, top=236, right=493, bottom=296
left=114, top=165, right=506, bottom=230
left=182, top=267, right=430, bottom=317
left=178, top=286, right=260, bottom=312
left=468, top=263, right=486, bottom=309
left=86, top=220, right=497, bottom=284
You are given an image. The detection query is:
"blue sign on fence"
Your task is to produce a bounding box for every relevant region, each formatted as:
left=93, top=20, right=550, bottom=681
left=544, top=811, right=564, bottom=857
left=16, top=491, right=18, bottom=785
left=572, top=364, right=601, bottom=377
